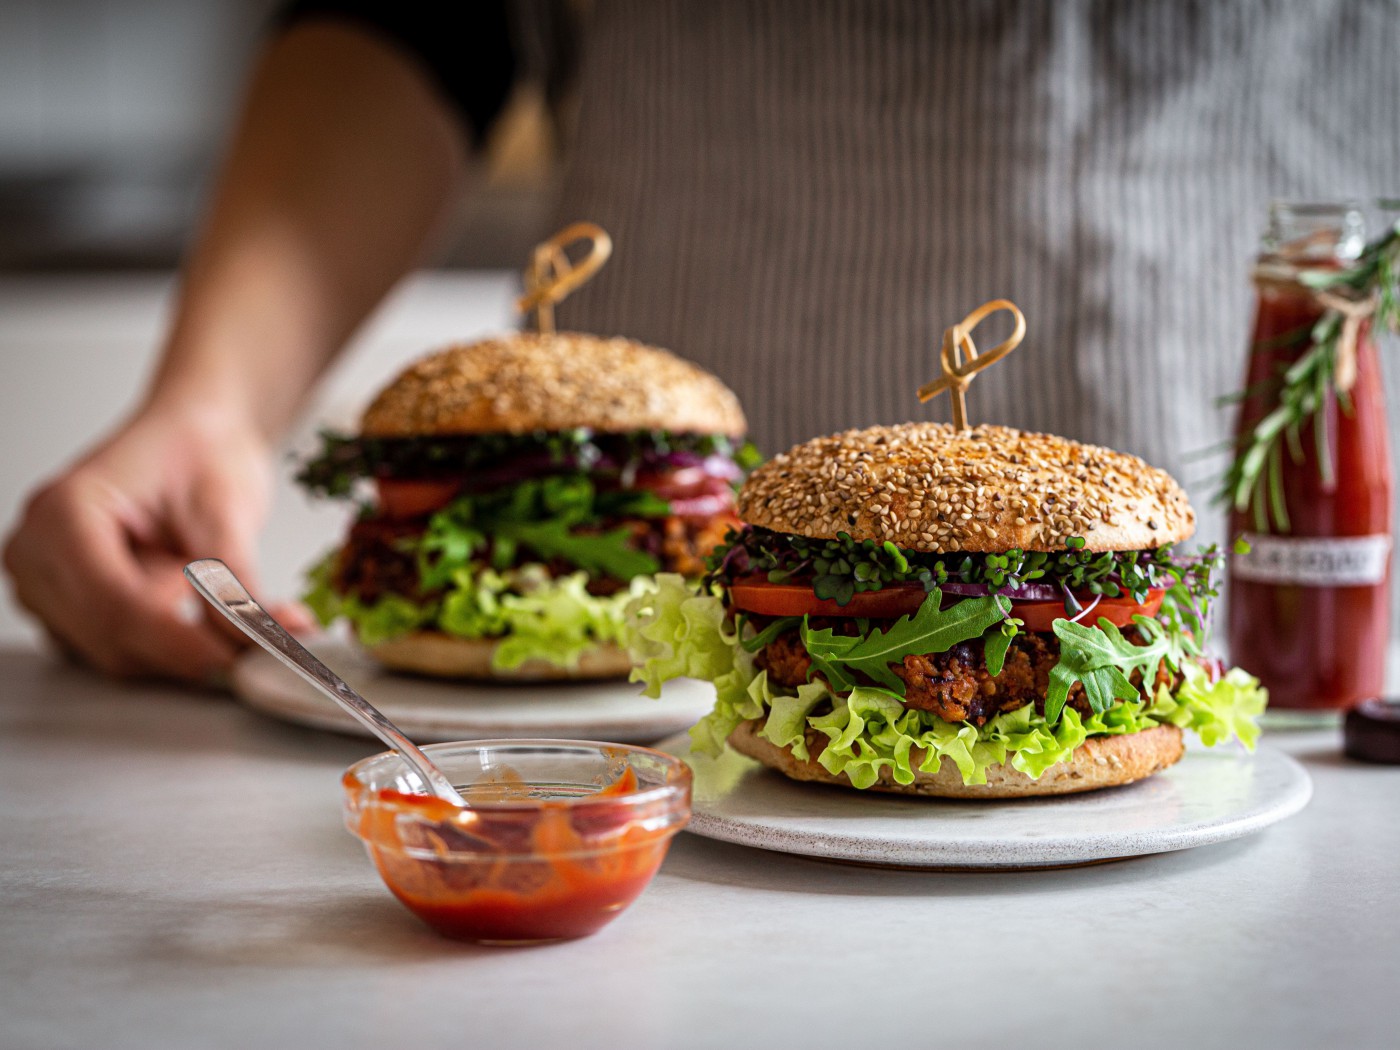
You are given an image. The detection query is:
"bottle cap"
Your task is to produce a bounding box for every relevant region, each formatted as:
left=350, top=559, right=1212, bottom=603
left=1343, top=698, right=1400, bottom=764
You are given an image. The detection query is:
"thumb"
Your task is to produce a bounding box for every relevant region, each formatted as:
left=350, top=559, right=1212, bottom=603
left=170, top=477, right=271, bottom=642
left=171, top=472, right=267, bottom=586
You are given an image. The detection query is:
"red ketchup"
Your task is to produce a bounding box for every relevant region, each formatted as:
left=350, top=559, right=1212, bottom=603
left=350, top=766, right=682, bottom=943
left=1227, top=203, right=1393, bottom=713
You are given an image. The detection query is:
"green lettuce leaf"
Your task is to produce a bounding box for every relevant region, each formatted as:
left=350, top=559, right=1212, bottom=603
left=623, top=574, right=759, bottom=753
left=800, top=593, right=1011, bottom=693
left=624, top=576, right=1268, bottom=788
left=303, top=553, right=435, bottom=646
left=492, top=568, right=641, bottom=670
left=306, top=556, right=637, bottom=671
left=1147, top=663, right=1268, bottom=751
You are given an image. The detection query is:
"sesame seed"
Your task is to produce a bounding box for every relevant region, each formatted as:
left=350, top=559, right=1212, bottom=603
left=361, top=331, right=746, bottom=438
left=735, top=421, right=1194, bottom=554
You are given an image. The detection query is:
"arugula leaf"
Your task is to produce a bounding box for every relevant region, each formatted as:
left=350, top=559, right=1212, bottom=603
left=984, top=623, right=1016, bottom=677
left=626, top=574, right=1268, bottom=783
left=416, top=475, right=663, bottom=585
left=505, top=520, right=658, bottom=578
left=736, top=614, right=803, bottom=654
left=1046, top=614, right=1189, bottom=724
left=800, top=593, right=1011, bottom=694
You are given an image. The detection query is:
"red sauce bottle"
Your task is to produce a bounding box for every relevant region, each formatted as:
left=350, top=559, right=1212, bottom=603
left=1228, top=203, right=1392, bottom=715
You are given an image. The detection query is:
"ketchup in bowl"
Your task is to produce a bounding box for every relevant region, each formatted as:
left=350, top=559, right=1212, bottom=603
left=342, top=740, right=691, bottom=944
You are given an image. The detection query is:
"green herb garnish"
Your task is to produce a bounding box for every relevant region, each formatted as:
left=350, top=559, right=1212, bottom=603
left=296, top=428, right=761, bottom=499
left=1045, top=615, right=1196, bottom=724
left=1217, top=216, right=1400, bottom=531
left=799, top=593, right=1011, bottom=695
left=417, top=475, right=668, bottom=586
left=709, top=526, right=1217, bottom=610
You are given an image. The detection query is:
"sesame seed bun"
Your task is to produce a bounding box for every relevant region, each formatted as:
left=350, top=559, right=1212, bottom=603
left=367, top=633, right=633, bottom=681
left=360, top=331, right=747, bottom=438
left=728, top=718, right=1185, bottom=797
left=736, top=422, right=1193, bottom=553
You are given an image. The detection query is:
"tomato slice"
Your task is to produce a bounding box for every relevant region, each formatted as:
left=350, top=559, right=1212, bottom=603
left=631, top=466, right=710, bottom=498
left=664, top=491, right=737, bottom=518
left=632, top=467, right=735, bottom=502
left=728, top=579, right=930, bottom=619
left=375, top=478, right=462, bottom=520
left=1011, top=589, right=1165, bottom=632
left=726, top=577, right=1167, bottom=629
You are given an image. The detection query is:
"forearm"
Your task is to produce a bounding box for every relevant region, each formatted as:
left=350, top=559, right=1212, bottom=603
left=146, top=20, right=468, bottom=442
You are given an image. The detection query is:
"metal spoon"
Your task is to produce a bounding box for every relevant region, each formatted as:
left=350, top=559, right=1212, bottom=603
left=184, top=558, right=468, bottom=808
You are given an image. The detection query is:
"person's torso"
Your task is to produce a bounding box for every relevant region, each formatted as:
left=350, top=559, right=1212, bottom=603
left=544, top=0, right=1399, bottom=542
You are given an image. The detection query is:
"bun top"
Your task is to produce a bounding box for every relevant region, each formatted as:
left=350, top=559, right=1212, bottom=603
left=361, top=331, right=747, bottom=438
left=737, top=422, right=1194, bottom=553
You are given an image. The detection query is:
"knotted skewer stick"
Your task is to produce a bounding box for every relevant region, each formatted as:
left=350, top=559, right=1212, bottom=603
left=917, top=299, right=1027, bottom=430
left=516, top=221, right=613, bottom=334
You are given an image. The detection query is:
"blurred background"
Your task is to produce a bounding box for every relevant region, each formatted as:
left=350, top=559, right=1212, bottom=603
left=2, top=1, right=1397, bottom=659
left=0, top=0, right=557, bottom=641
left=0, top=0, right=558, bottom=270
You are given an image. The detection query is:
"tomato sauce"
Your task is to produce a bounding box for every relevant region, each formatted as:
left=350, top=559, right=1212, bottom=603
left=350, top=767, right=681, bottom=943
left=1227, top=271, right=1393, bottom=710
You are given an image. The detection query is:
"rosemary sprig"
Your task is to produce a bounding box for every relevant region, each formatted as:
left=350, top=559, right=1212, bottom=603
left=1217, top=218, right=1400, bottom=531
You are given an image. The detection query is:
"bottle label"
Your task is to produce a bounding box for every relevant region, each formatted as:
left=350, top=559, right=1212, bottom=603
left=1234, top=533, right=1392, bottom=586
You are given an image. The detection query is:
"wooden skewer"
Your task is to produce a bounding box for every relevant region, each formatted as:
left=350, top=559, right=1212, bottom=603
left=516, top=221, right=614, bottom=334
left=917, top=299, right=1027, bottom=430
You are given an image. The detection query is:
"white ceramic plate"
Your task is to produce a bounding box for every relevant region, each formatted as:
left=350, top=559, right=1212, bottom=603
left=656, top=733, right=1313, bottom=869
left=230, top=636, right=714, bottom=744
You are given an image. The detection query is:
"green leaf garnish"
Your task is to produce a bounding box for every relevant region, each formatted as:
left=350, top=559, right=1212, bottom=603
left=295, top=428, right=761, bottom=500
left=983, top=621, right=1017, bottom=676
left=623, top=575, right=1267, bottom=788
left=417, top=475, right=665, bottom=586
left=1045, top=614, right=1193, bottom=724
left=1215, top=216, right=1400, bottom=531
left=800, top=593, right=1011, bottom=694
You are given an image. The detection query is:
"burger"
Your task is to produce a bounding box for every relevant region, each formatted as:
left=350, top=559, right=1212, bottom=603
left=298, top=331, right=755, bottom=679
left=628, top=422, right=1267, bottom=797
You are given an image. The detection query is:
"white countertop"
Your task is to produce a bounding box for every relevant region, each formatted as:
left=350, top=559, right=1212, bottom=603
left=2, top=645, right=1397, bottom=1050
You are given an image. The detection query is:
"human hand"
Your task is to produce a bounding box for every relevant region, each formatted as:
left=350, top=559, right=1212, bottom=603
left=3, top=405, right=311, bottom=682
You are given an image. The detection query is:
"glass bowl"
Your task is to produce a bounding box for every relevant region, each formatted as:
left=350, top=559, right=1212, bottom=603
left=342, top=739, right=692, bottom=944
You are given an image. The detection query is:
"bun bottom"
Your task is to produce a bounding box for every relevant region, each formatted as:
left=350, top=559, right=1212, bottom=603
left=368, top=633, right=633, bottom=681
left=727, top=719, right=1185, bottom=798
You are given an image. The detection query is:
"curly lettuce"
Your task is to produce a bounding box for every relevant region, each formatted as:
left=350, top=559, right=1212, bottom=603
left=306, top=555, right=639, bottom=671
left=625, top=573, right=1268, bottom=788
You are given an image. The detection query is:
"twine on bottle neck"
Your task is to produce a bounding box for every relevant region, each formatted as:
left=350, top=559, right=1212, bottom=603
left=516, top=222, right=613, bottom=334
left=917, top=299, right=1026, bottom=429
left=1253, top=258, right=1378, bottom=394
left=1316, top=288, right=1379, bottom=394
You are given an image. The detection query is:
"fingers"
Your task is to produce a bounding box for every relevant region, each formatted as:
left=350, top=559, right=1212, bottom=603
left=165, top=470, right=274, bottom=648
left=5, top=479, right=239, bottom=682
left=266, top=600, right=318, bottom=636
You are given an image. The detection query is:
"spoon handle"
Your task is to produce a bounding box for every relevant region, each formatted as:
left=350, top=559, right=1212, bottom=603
left=184, top=559, right=467, bottom=807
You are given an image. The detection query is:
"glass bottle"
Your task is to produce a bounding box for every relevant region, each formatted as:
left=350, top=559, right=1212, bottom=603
left=1227, top=202, right=1392, bottom=719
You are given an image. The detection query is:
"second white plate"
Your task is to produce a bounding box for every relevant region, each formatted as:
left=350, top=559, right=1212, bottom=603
left=230, top=636, right=714, bottom=744
left=655, top=732, right=1312, bottom=869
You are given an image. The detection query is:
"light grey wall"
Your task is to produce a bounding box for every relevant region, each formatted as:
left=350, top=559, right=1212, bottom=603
left=0, top=0, right=271, bottom=173
left=0, top=0, right=278, bottom=267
